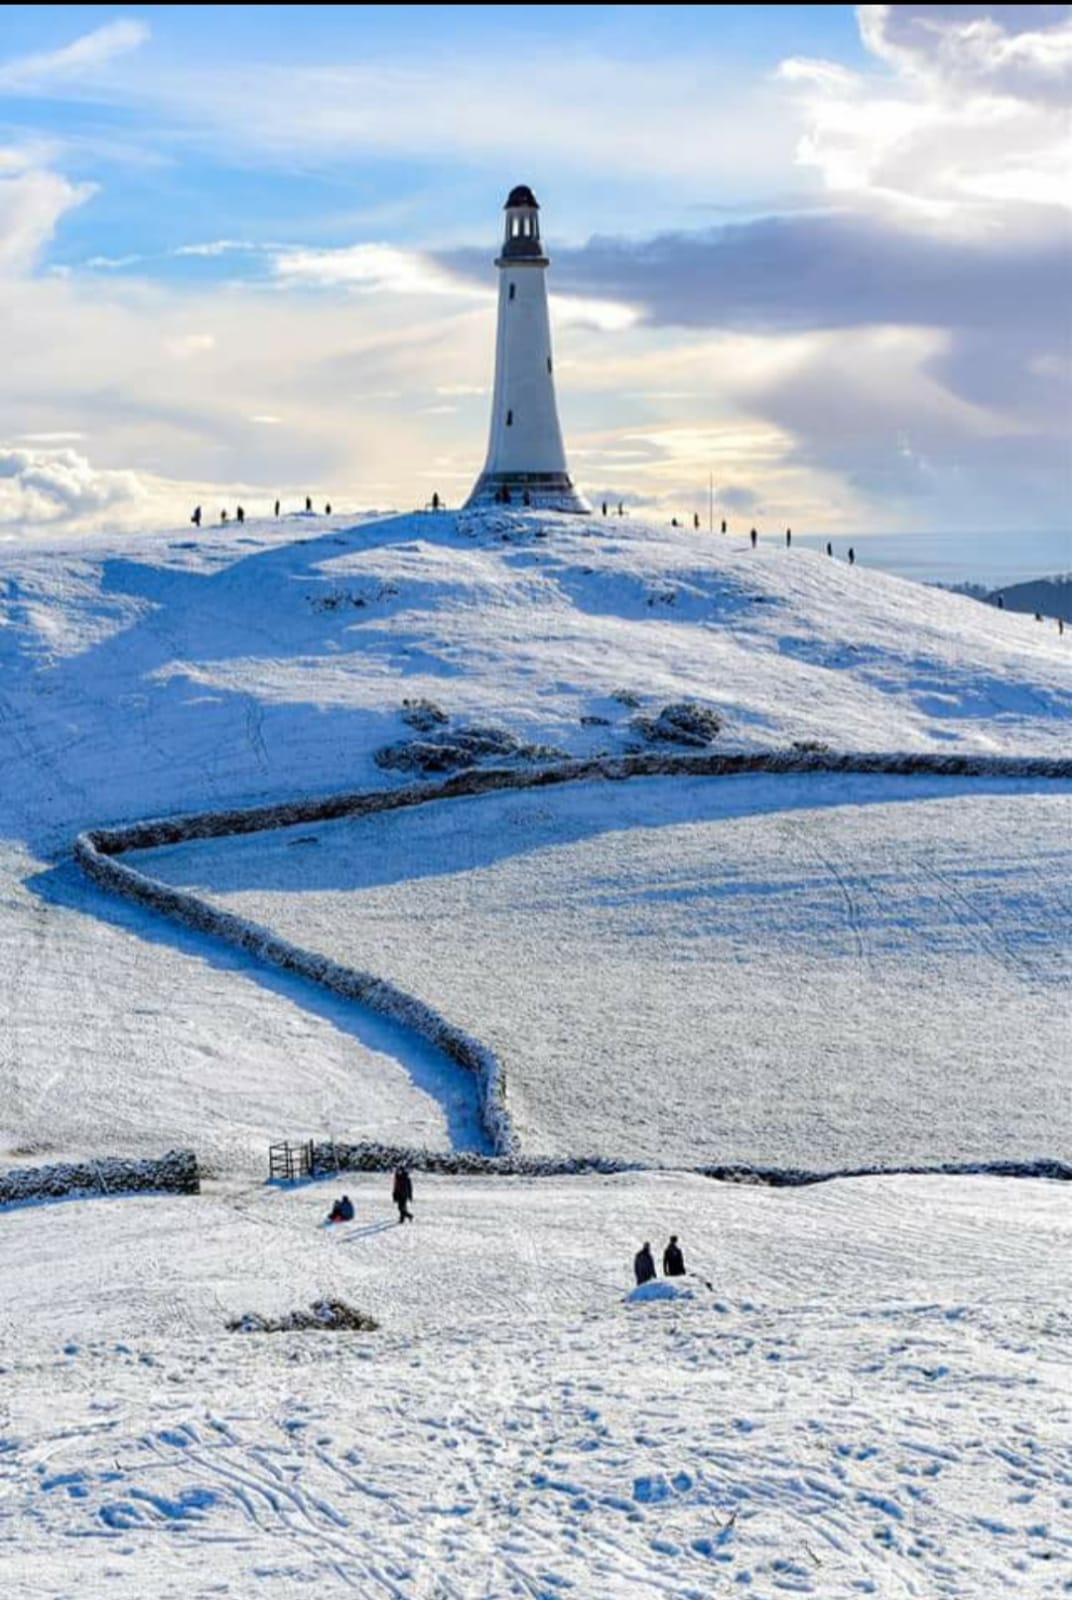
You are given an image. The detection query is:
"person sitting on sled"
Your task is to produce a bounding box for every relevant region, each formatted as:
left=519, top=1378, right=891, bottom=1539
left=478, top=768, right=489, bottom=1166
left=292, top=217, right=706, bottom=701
left=328, top=1195, right=354, bottom=1224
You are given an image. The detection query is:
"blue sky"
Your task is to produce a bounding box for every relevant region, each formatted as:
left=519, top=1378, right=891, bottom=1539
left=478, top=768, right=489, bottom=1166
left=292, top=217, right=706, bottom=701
left=1, top=5, right=1070, bottom=537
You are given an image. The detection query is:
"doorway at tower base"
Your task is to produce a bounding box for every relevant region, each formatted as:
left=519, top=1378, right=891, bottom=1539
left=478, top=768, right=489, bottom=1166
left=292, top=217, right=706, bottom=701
left=464, top=469, right=591, bottom=514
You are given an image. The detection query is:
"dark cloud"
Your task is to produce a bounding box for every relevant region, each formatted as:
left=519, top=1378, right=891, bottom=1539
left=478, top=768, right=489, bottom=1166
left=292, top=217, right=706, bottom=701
left=444, top=210, right=1069, bottom=341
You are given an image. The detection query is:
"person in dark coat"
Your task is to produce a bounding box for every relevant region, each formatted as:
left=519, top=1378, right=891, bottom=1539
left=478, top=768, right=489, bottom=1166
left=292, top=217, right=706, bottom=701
left=236, top=505, right=245, bottom=524
left=305, top=495, right=313, bottom=512
left=826, top=541, right=833, bottom=557
left=848, top=547, right=855, bottom=565
left=785, top=527, right=792, bottom=547
left=274, top=498, right=280, bottom=517
left=634, top=1242, right=656, bottom=1286
left=663, top=1235, right=685, bottom=1276
left=720, top=518, right=727, bottom=534
left=750, top=527, right=757, bottom=548
left=191, top=506, right=202, bottom=528
left=392, top=1166, right=413, bottom=1223
left=328, top=1194, right=354, bottom=1223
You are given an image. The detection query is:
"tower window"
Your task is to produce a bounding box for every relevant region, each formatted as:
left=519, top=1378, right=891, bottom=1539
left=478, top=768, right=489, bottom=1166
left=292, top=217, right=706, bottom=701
left=509, top=283, right=516, bottom=301
left=506, top=409, right=513, bottom=426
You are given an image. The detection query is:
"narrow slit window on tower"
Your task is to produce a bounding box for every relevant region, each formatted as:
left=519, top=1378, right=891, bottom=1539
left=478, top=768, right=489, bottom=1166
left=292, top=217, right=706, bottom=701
left=509, top=283, right=516, bottom=300
left=506, top=409, right=513, bottom=426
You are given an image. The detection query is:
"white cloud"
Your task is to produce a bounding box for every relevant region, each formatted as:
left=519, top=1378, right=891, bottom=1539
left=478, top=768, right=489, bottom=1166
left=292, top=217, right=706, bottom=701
left=859, top=5, right=1072, bottom=103
left=272, top=243, right=488, bottom=299
left=549, top=294, right=640, bottom=333
left=0, top=443, right=146, bottom=530
left=0, top=20, right=149, bottom=93
left=780, top=4, right=1072, bottom=220
left=164, top=332, right=216, bottom=359
left=0, top=146, right=95, bottom=273
left=174, top=239, right=259, bottom=258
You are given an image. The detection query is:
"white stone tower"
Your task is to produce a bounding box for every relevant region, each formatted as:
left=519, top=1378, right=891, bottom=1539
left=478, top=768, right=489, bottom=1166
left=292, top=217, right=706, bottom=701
left=466, top=185, right=588, bottom=512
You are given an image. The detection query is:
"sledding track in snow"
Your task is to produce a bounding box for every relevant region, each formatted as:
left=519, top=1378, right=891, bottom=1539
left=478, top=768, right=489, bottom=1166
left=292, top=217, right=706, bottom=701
left=75, top=749, right=1072, bottom=1174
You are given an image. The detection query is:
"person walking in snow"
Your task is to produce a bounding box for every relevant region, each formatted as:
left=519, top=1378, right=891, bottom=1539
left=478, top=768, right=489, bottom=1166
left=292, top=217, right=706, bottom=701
left=236, top=505, right=245, bottom=524
left=721, top=518, right=727, bottom=534
left=750, top=528, right=757, bottom=549
left=826, top=541, right=833, bottom=557
left=191, top=506, right=202, bottom=528
left=305, top=495, right=313, bottom=512
left=274, top=498, right=280, bottom=517
left=432, top=491, right=441, bottom=511
left=848, top=547, right=856, bottom=565
left=663, top=1236, right=686, bottom=1277
left=785, top=527, right=792, bottom=547
left=325, top=502, right=332, bottom=515
left=392, top=1166, right=413, bottom=1224
left=634, top=1242, right=656, bottom=1286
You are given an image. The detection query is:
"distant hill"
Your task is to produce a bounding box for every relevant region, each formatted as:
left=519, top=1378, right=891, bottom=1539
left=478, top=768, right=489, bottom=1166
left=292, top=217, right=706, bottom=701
left=946, top=573, right=1072, bottom=621
left=992, top=574, right=1072, bottom=622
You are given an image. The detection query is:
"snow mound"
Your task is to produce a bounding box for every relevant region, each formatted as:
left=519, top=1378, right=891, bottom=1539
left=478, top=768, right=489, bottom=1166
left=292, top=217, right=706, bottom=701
left=627, top=1279, right=695, bottom=1303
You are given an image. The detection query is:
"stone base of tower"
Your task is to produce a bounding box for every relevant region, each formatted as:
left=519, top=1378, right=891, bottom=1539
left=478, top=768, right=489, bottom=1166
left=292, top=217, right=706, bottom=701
left=464, top=470, right=591, bottom=515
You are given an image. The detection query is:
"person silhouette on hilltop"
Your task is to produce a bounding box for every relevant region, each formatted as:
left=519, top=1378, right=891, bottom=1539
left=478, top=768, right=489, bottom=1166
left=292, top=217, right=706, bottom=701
left=663, top=1236, right=686, bottom=1277
left=634, top=1242, right=656, bottom=1286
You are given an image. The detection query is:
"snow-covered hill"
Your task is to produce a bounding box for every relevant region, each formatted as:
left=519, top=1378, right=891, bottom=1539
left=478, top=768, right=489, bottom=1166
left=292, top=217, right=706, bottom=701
left=1, top=508, right=1069, bottom=1174
left=1, top=509, right=1068, bottom=853
left=2, top=508, right=1070, bottom=1598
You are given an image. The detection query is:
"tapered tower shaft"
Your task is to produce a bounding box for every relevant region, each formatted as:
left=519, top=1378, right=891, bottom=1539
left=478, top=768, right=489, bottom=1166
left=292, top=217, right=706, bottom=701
left=466, top=186, right=588, bottom=512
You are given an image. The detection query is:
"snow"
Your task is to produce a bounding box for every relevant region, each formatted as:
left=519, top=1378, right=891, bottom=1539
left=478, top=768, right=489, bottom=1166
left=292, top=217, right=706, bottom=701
left=0, top=840, right=483, bottom=1173
left=2, top=509, right=1065, bottom=1177
left=1, top=506, right=1070, bottom=1594
left=1, top=510, right=1068, bottom=856
left=131, top=771, right=1072, bottom=1169
left=627, top=1278, right=694, bottom=1302
left=1, top=1170, right=1070, bottom=1597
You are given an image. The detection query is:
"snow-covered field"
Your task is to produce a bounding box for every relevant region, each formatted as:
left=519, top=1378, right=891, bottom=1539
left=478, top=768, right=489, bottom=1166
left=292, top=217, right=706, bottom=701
left=2, top=508, right=1070, bottom=1595
left=132, top=772, right=1072, bottom=1169
left=0, top=840, right=483, bottom=1173
left=3, top=1170, right=1070, bottom=1599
